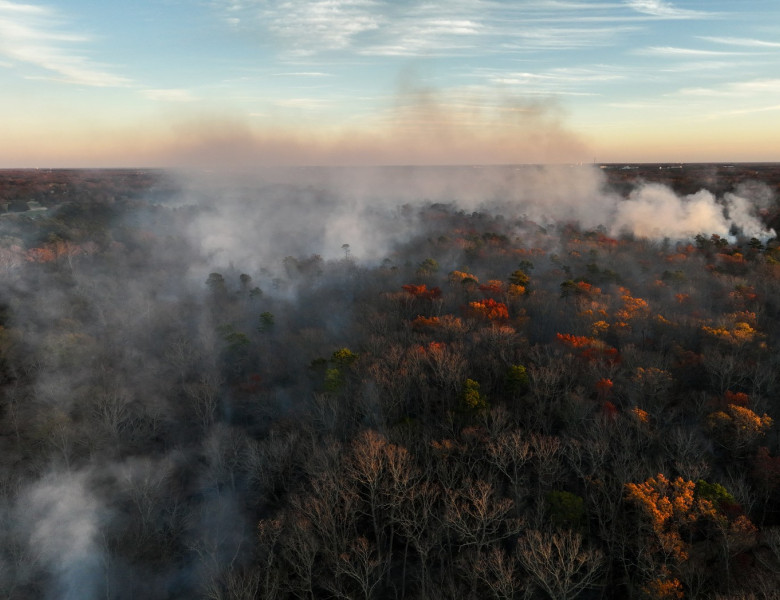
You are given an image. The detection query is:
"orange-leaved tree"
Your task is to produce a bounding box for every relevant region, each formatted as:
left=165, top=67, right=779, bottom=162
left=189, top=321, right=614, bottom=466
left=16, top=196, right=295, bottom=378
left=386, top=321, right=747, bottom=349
left=625, top=473, right=758, bottom=596
left=625, top=473, right=713, bottom=563
left=402, top=284, right=442, bottom=301
left=556, top=333, right=619, bottom=364
left=466, top=298, right=509, bottom=321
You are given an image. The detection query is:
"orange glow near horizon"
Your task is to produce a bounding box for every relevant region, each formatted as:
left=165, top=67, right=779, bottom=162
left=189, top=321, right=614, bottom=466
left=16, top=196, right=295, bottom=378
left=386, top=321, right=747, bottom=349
left=1, top=108, right=778, bottom=169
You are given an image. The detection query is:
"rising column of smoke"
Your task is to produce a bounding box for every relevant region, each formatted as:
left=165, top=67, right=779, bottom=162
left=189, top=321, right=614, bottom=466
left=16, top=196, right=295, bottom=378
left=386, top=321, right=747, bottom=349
left=16, top=471, right=106, bottom=600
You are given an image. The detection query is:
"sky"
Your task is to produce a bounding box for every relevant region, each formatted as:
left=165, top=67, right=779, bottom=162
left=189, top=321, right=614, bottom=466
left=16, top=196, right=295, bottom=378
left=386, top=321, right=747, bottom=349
left=1, top=0, right=779, bottom=167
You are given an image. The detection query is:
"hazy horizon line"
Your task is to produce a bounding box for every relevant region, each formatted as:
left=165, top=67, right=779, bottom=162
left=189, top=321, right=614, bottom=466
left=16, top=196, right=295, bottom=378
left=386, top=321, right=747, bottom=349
left=2, top=161, right=780, bottom=172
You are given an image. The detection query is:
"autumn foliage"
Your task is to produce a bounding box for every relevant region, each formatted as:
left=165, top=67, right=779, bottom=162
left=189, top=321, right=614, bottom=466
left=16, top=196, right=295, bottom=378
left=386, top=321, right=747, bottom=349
left=625, top=474, right=716, bottom=562
left=466, top=298, right=509, bottom=320
left=556, top=333, right=620, bottom=364
left=402, top=283, right=442, bottom=300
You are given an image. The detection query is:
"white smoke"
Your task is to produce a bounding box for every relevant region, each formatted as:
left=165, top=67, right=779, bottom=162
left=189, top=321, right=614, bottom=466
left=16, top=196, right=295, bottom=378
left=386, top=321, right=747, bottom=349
left=724, top=191, right=775, bottom=241
left=18, top=471, right=106, bottom=600
left=612, top=182, right=775, bottom=242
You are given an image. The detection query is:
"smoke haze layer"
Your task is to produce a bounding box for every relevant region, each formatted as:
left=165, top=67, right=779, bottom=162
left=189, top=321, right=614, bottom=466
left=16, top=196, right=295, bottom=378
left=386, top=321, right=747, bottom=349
left=175, top=165, right=776, bottom=277
left=0, top=164, right=777, bottom=599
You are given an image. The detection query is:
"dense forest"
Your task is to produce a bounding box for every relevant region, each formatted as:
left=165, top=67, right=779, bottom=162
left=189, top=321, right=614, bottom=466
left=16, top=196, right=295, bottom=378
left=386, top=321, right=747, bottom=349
left=1, top=164, right=780, bottom=599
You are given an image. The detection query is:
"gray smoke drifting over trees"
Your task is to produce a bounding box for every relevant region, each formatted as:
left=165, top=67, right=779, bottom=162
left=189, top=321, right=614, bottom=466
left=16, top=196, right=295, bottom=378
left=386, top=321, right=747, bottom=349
left=176, top=165, right=775, bottom=275
left=0, top=164, right=777, bottom=599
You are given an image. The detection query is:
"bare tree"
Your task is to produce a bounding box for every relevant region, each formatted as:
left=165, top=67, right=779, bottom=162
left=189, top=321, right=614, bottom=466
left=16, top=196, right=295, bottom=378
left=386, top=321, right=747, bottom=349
left=529, top=433, right=564, bottom=495
left=704, top=350, right=747, bottom=394
left=424, top=342, right=466, bottom=402
left=279, top=516, right=318, bottom=600
left=255, top=518, right=284, bottom=600
left=475, top=546, right=523, bottom=600
left=92, top=387, right=136, bottom=446
left=203, top=565, right=262, bottom=600
left=164, top=335, right=205, bottom=384
left=445, top=479, right=520, bottom=553
left=330, top=537, right=387, bottom=600
left=486, top=429, right=532, bottom=510
left=516, top=529, right=604, bottom=600
left=183, top=373, right=221, bottom=431
left=667, top=426, right=712, bottom=481
left=291, top=475, right=359, bottom=560
left=396, top=480, right=442, bottom=598
left=347, top=430, right=390, bottom=559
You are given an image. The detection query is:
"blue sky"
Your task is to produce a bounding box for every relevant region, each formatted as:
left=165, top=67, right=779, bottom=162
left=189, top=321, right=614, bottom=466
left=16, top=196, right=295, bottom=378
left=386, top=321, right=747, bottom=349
left=1, top=0, right=779, bottom=166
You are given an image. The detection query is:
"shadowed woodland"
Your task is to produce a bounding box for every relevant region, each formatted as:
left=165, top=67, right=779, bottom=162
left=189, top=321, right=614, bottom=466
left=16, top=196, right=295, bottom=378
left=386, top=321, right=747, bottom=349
left=1, top=165, right=780, bottom=599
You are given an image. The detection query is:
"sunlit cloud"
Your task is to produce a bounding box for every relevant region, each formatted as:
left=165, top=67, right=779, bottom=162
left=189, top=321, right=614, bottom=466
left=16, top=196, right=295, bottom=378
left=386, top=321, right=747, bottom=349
left=0, top=1, right=131, bottom=87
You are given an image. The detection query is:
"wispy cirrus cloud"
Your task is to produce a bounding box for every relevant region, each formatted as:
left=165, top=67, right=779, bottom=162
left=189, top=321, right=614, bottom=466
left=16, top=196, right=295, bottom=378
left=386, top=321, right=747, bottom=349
left=624, top=0, right=714, bottom=19
left=0, top=1, right=130, bottom=87
left=499, top=26, right=637, bottom=51
left=360, top=17, right=483, bottom=57
left=225, top=0, right=382, bottom=56
left=484, top=65, right=624, bottom=96
left=678, top=78, right=780, bottom=98
left=699, top=36, right=780, bottom=49
left=636, top=46, right=753, bottom=58
left=211, top=0, right=644, bottom=59
left=650, top=59, right=755, bottom=74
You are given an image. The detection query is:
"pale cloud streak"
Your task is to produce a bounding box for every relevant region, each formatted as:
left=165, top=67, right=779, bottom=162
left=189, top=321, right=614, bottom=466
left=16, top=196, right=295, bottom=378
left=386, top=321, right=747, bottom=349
left=699, top=36, right=780, bottom=49
left=636, top=46, right=754, bottom=58
left=709, top=104, right=780, bottom=118
left=0, top=1, right=130, bottom=87
left=141, top=88, right=196, bottom=102
left=678, top=78, right=780, bottom=98
left=274, top=72, right=332, bottom=77
left=625, top=0, right=714, bottom=19
left=485, top=66, right=624, bottom=96
left=648, top=59, right=755, bottom=73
